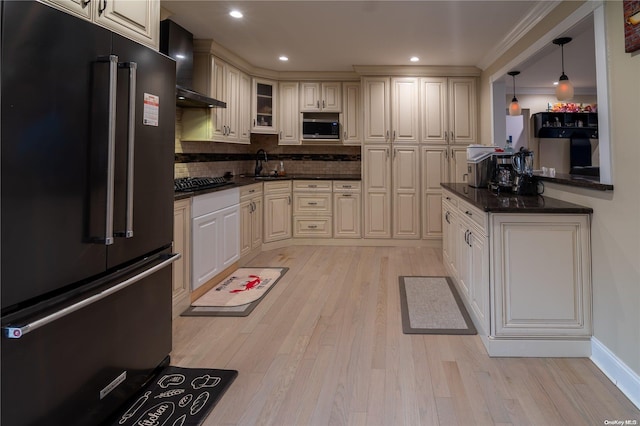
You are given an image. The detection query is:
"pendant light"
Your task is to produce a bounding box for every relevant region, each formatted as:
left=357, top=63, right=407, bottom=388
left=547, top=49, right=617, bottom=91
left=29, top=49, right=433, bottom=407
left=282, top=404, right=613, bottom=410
left=552, top=37, right=574, bottom=101
left=507, top=71, right=521, bottom=116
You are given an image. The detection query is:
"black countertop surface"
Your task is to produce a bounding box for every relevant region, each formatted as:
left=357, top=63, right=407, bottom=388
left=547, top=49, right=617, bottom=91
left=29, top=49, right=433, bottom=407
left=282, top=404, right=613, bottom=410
left=534, top=172, right=614, bottom=191
left=441, top=183, right=593, bottom=214
left=175, top=174, right=361, bottom=200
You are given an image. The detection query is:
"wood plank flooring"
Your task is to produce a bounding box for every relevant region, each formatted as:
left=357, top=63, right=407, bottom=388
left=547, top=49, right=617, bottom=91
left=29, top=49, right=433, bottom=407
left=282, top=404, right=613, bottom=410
left=171, top=246, right=640, bottom=425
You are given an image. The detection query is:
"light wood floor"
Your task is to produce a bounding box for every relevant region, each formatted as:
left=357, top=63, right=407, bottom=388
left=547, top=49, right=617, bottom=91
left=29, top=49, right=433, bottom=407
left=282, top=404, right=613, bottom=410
left=171, top=246, right=640, bottom=426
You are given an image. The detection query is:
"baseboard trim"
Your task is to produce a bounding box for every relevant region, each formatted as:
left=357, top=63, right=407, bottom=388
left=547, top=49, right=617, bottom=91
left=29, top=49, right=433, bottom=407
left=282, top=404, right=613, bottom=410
left=591, top=337, right=640, bottom=410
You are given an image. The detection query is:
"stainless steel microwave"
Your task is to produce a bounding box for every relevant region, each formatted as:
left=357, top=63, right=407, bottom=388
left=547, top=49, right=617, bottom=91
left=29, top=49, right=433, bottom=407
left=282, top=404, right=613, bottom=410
left=302, top=118, right=340, bottom=139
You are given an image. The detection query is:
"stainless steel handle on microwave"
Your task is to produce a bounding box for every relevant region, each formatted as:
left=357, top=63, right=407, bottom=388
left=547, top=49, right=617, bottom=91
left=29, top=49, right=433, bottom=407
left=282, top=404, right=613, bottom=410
left=3, top=253, right=181, bottom=339
left=100, top=55, right=118, bottom=245
left=116, top=61, right=137, bottom=238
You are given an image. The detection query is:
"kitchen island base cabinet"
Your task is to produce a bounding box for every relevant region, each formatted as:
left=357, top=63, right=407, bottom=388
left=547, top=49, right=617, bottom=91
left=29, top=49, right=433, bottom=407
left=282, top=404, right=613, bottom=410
left=442, top=188, right=592, bottom=357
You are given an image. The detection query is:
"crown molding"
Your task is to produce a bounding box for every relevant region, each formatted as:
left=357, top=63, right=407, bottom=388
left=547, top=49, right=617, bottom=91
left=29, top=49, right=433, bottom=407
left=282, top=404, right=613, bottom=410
left=477, top=0, right=562, bottom=70
left=352, top=65, right=481, bottom=77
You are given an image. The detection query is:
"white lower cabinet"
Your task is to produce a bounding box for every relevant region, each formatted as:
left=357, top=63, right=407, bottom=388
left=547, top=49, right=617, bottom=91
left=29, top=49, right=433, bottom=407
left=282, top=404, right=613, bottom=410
left=392, top=145, right=420, bottom=238
left=191, top=189, right=240, bottom=291
left=293, top=180, right=332, bottom=238
left=240, top=183, right=263, bottom=259
left=173, top=198, right=191, bottom=318
left=263, top=181, right=292, bottom=243
left=333, top=181, right=361, bottom=238
left=442, top=188, right=592, bottom=357
left=363, top=145, right=391, bottom=238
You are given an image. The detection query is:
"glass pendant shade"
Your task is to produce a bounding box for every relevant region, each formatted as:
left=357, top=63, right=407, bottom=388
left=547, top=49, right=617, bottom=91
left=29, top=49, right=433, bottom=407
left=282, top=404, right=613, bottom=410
left=509, top=97, right=521, bottom=116
left=555, top=75, right=574, bottom=101
left=553, top=37, right=574, bottom=101
left=507, top=71, right=521, bottom=116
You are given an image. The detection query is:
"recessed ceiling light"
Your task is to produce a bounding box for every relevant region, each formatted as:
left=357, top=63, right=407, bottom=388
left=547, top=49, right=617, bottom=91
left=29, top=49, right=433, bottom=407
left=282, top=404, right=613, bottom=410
left=279, top=56, right=289, bottom=61
left=410, top=56, right=419, bottom=62
left=553, top=81, right=559, bottom=86
left=229, top=10, right=243, bottom=18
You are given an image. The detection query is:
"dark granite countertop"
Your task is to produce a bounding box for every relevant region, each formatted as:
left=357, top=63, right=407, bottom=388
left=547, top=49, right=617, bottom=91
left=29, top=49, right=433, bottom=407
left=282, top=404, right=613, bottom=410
left=175, top=174, right=361, bottom=200
left=441, top=183, right=593, bottom=214
left=534, top=172, right=614, bottom=191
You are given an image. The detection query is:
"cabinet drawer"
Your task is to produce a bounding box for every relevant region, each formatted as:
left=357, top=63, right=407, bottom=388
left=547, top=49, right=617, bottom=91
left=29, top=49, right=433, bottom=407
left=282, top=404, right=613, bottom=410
left=264, top=180, right=292, bottom=194
left=293, top=193, right=332, bottom=214
left=293, top=180, right=332, bottom=192
left=458, top=199, right=487, bottom=233
left=442, top=189, right=458, bottom=207
left=333, top=180, right=362, bottom=192
left=240, top=183, right=263, bottom=200
left=293, top=216, right=332, bottom=238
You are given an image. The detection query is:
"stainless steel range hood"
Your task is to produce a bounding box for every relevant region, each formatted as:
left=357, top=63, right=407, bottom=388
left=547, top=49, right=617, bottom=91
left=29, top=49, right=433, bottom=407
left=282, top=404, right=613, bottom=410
left=160, top=20, right=226, bottom=109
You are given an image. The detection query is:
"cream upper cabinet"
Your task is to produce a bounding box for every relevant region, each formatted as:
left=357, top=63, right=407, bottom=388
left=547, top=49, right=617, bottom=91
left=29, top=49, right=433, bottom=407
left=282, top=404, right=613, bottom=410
left=420, top=77, right=477, bottom=145
left=252, top=78, right=278, bottom=134
left=363, top=145, right=391, bottom=238
left=391, top=77, right=420, bottom=144
left=300, top=82, right=342, bottom=112
left=421, top=146, right=447, bottom=239
left=392, top=145, right=420, bottom=238
left=341, top=82, right=362, bottom=146
left=43, top=0, right=159, bottom=49
left=362, top=77, right=391, bottom=143
left=278, top=82, right=301, bottom=145
left=182, top=56, right=250, bottom=144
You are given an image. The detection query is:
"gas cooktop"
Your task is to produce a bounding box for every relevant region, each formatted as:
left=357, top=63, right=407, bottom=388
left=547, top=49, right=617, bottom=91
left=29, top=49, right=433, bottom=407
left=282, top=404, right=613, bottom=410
left=174, top=176, right=232, bottom=192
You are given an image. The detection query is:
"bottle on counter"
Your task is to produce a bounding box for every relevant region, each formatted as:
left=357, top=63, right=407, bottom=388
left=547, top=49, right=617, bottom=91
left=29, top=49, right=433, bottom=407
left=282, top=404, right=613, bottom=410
left=278, top=161, right=286, bottom=176
left=505, top=137, right=514, bottom=154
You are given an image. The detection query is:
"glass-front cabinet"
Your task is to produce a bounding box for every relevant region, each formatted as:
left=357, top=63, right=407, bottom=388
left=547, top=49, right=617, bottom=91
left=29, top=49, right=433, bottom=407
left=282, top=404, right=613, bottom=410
left=252, top=78, right=278, bottom=134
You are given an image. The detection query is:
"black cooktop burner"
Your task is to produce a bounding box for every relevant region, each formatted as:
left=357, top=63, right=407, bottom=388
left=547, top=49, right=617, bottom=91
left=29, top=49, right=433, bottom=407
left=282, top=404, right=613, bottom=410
left=174, top=176, right=232, bottom=192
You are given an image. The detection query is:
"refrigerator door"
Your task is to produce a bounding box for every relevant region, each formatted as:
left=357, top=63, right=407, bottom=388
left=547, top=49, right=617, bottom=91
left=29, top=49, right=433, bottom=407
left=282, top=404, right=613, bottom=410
left=1, top=1, right=112, bottom=311
left=107, top=35, right=176, bottom=269
left=1, top=251, right=175, bottom=426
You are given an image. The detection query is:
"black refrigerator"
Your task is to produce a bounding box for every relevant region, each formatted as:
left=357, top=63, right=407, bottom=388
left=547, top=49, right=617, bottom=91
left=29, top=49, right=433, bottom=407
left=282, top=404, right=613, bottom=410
left=1, top=1, right=179, bottom=424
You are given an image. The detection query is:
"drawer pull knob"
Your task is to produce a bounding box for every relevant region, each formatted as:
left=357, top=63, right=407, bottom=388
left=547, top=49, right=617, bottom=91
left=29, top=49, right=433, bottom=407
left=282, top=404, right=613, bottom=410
left=308, top=202, right=318, bottom=205
left=308, top=225, right=318, bottom=229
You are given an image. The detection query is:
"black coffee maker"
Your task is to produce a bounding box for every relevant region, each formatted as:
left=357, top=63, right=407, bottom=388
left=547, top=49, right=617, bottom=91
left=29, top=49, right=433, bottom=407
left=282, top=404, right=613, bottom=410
left=489, top=153, right=515, bottom=193
left=512, top=148, right=539, bottom=195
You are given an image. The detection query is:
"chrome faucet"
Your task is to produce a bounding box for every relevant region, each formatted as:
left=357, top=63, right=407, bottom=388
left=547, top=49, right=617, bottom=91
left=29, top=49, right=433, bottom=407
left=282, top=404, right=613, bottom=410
left=255, top=149, right=268, bottom=176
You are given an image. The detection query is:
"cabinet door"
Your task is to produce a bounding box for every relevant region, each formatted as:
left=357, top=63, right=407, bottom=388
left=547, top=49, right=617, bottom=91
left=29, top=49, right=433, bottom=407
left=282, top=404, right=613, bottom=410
left=455, top=219, right=471, bottom=298
left=94, top=0, right=159, bottom=49
left=238, top=71, right=251, bottom=143
left=392, top=145, right=420, bottom=238
left=420, top=77, right=448, bottom=144
left=300, top=82, right=321, bottom=112
left=421, top=146, right=447, bottom=239
left=448, top=77, right=477, bottom=145
left=251, top=197, right=263, bottom=250
left=321, top=82, right=342, bottom=112
left=43, top=0, right=93, bottom=19
left=363, top=77, right=390, bottom=143
left=450, top=146, right=470, bottom=184
left=252, top=78, right=278, bottom=134
left=264, top=193, right=292, bottom=242
left=211, top=59, right=227, bottom=140
left=278, top=82, right=300, bottom=145
left=173, top=199, right=191, bottom=317
left=220, top=204, right=240, bottom=269
left=225, top=65, right=241, bottom=142
left=192, top=212, right=220, bottom=291
left=342, top=82, right=362, bottom=145
left=391, top=77, right=419, bottom=144
left=363, top=145, right=391, bottom=238
left=469, top=228, right=489, bottom=334
left=239, top=199, right=252, bottom=257
left=333, top=193, right=361, bottom=238
left=442, top=201, right=458, bottom=279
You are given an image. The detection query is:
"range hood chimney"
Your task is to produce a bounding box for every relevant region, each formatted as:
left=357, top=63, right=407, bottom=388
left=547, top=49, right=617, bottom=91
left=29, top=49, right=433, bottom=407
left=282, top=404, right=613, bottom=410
left=159, top=20, right=226, bottom=109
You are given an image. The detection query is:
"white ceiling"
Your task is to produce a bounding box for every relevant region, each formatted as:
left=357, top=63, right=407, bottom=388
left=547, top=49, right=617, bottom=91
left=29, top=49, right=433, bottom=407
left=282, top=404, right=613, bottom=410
left=161, top=0, right=596, bottom=93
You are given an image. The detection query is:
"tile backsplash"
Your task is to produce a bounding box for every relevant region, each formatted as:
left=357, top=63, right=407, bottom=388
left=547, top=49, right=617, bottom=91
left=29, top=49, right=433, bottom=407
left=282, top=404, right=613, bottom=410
left=174, top=109, right=361, bottom=178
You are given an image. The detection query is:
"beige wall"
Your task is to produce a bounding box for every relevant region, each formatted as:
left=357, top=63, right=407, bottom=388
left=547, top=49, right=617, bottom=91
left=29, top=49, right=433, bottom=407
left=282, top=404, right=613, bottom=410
left=481, top=1, right=640, bottom=377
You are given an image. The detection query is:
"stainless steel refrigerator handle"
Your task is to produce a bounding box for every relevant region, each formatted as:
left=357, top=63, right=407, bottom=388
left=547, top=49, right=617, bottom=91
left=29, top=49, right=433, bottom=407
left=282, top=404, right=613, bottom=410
left=101, top=54, right=118, bottom=245
left=3, top=253, right=181, bottom=339
left=116, top=61, right=137, bottom=238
